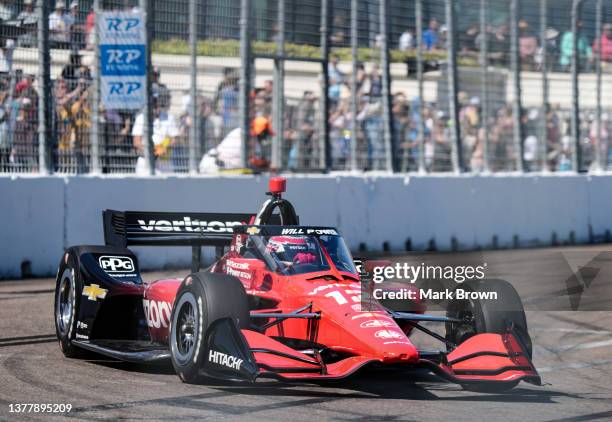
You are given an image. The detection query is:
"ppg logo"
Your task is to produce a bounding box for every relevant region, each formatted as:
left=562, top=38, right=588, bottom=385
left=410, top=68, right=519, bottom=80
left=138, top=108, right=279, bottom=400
left=106, top=48, right=141, bottom=65
left=99, top=256, right=135, bottom=273
left=105, top=17, right=140, bottom=32
left=109, top=81, right=141, bottom=95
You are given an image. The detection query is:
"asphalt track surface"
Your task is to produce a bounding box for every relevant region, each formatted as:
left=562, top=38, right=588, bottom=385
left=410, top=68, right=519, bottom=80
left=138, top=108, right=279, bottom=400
left=1, top=246, right=612, bottom=421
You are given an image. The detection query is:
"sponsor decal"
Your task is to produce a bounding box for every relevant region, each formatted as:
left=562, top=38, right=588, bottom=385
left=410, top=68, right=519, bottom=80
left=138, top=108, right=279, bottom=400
left=383, top=341, right=411, bottom=345
left=225, top=260, right=252, bottom=280
left=246, top=226, right=261, bottom=235
left=374, top=329, right=405, bottom=340
left=208, top=350, right=243, bottom=371
left=77, top=321, right=88, bottom=330
left=143, top=299, right=173, bottom=329
left=360, top=319, right=395, bottom=328
left=75, top=333, right=89, bottom=340
left=351, top=312, right=389, bottom=320
left=137, top=218, right=243, bottom=233
left=307, top=283, right=360, bottom=296
left=82, top=284, right=108, bottom=301
left=99, top=255, right=135, bottom=274
left=281, top=228, right=338, bottom=236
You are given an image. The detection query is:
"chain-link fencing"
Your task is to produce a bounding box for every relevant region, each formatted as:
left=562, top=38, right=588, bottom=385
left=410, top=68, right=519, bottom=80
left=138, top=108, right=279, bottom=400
left=1, top=0, right=611, bottom=175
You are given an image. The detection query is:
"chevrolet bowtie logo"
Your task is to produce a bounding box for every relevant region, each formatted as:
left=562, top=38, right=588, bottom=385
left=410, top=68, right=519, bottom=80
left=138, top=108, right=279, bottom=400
left=83, top=284, right=108, bottom=301
left=246, top=226, right=260, bottom=235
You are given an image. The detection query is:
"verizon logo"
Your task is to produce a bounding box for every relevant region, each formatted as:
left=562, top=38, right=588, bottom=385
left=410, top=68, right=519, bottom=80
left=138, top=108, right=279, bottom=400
left=137, top=218, right=243, bottom=233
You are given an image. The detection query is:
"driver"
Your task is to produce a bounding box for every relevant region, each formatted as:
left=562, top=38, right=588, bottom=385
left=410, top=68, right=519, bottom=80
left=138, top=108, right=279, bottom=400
left=266, top=236, right=318, bottom=268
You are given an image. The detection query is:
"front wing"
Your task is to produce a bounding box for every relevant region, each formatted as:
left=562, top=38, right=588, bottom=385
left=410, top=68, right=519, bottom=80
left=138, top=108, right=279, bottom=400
left=203, top=320, right=540, bottom=386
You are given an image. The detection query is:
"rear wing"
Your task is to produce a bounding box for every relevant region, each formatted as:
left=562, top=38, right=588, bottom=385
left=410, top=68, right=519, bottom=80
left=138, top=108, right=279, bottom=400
left=102, top=210, right=285, bottom=272
left=103, top=210, right=255, bottom=248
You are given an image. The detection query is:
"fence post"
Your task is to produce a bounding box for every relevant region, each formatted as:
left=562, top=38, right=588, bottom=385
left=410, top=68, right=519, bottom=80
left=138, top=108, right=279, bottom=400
left=540, top=0, right=549, bottom=172
left=271, top=0, right=285, bottom=171
left=594, top=0, right=603, bottom=171
left=349, top=0, right=358, bottom=172
left=379, top=0, right=394, bottom=172
left=91, top=0, right=101, bottom=174
left=570, top=0, right=581, bottom=172
left=479, top=0, right=490, bottom=173
left=445, top=0, right=463, bottom=173
left=319, top=0, right=330, bottom=171
left=141, top=0, right=155, bottom=175
left=239, top=0, right=252, bottom=169
left=188, top=0, right=198, bottom=174
left=37, top=0, right=51, bottom=175
left=415, top=0, right=425, bottom=174
left=510, top=0, right=524, bottom=172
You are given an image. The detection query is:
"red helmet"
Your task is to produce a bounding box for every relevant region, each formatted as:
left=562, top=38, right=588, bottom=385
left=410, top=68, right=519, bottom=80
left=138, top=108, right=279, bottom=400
left=266, top=236, right=317, bottom=264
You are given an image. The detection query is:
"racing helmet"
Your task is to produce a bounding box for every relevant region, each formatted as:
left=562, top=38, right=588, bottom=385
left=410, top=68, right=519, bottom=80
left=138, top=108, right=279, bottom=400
left=266, top=236, right=317, bottom=265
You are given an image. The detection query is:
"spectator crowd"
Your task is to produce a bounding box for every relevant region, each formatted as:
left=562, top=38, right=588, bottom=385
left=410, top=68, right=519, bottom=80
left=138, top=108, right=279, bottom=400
left=0, top=1, right=611, bottom=174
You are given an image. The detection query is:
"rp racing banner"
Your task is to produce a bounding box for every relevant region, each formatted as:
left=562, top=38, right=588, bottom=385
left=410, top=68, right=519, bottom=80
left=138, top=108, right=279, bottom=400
left=99, top=11, right=146, bottom=110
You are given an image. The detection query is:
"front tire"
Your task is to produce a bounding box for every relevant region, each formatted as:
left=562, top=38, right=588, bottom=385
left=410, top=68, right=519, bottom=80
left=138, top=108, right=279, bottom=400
left=54, top=250, right=82, bottom=358
left=169, top=272, right=249, bottom=383
left=445, top=279, right=532, bottom=392
left=446, top=279, right=532, bottom=357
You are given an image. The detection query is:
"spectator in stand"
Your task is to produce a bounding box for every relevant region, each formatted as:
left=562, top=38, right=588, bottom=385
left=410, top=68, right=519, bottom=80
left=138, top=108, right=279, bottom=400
left=152, top=67, right=171, bottom=111
left=0, top=0, right=14, bottom=20
left=593, top=23, right=612, bottom=70
left=214, top=67, right=239, bottom=134
left=131, top=97, right=179, bottom=174
left=68, top=1, right=86, bottom=50
left=17, top=0, right=36, bottom=23
left=423, top=18, right=439, bottom=51
left=16, top=0, right=37, bottom=47
left=330, top=15, right=346, bottom=46
left=49, top=2, right=71, bottom=46
left=0, top=38, right=14, bottom=73
left=559, top=20, right=592, bottom=72
left=461, top=23, right=479, bottom=55
left=328, top=55, right=345, bottom=84
left=61, top=52, right=83, bottom=90
left=85, top=4, right=95, bottom=49
left=262, top=80, right=273, bottom=116
left=519, top=19, right=538, bottom=70
left=329, top=99, right=351, bottom=167
left=489, top=24, right=510, bottom=66
left=399, top=29, right=414, bottom=52
left=289, top=90, right=316, bottom=170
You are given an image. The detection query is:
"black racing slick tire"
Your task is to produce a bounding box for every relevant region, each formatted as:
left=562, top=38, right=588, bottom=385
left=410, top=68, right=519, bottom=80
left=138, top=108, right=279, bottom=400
left=54, top=249, right=83, bottom=358
left=445, top=279, right=532, bottom=392
left=169, top=272, right=250, bottom=383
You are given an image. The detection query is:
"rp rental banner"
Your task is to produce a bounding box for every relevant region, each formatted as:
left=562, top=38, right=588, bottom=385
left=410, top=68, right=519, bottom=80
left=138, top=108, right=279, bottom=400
left=99, top=11, right=146, bottom=110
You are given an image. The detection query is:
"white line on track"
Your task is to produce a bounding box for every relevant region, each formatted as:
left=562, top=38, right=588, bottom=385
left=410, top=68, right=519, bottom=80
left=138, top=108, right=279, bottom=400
left=550, top=339, right=612, bottom=353
left=538, top=358, right=612, bottom=373
left=531, top=328, right=612, bottom=335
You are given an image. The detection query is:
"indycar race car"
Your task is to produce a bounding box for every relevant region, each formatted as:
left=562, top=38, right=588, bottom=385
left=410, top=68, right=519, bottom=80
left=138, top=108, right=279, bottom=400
left=54, top=177, right=540, bottom=391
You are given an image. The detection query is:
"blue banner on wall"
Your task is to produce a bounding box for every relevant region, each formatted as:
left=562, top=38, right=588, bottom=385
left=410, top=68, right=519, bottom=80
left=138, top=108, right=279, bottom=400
left=99, top=11, right=146, bottom=110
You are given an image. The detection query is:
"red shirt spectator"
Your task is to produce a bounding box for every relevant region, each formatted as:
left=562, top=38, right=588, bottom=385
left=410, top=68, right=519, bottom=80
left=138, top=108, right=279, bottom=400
left=593, top=23, right=612, bottom=62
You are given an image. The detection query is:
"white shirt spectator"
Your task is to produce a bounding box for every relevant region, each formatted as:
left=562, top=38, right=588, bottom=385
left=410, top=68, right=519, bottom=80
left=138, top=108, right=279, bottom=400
left=523, top=135, right=538, bottom=162
left=399, top=31, right=413, bottom=51
left=0, top=3, right=14, bottom=20
left=49, top=8, right=71, bottom=42
left=132, top=111, right=179, bottom=145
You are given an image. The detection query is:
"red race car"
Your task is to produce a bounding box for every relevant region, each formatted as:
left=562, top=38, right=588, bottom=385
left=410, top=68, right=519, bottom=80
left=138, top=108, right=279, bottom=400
left=54, top=177, right=540, bottom=391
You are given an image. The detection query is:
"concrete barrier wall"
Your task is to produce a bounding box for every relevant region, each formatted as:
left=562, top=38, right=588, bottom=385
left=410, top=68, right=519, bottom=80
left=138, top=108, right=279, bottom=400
left=1, top=174, right=610, bottom=278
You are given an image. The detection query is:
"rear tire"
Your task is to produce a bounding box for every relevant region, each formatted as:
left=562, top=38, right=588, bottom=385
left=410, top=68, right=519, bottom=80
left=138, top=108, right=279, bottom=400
left=169, top=272, right=249, bottom=383
left=54, top=249, right=83, bottom=358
